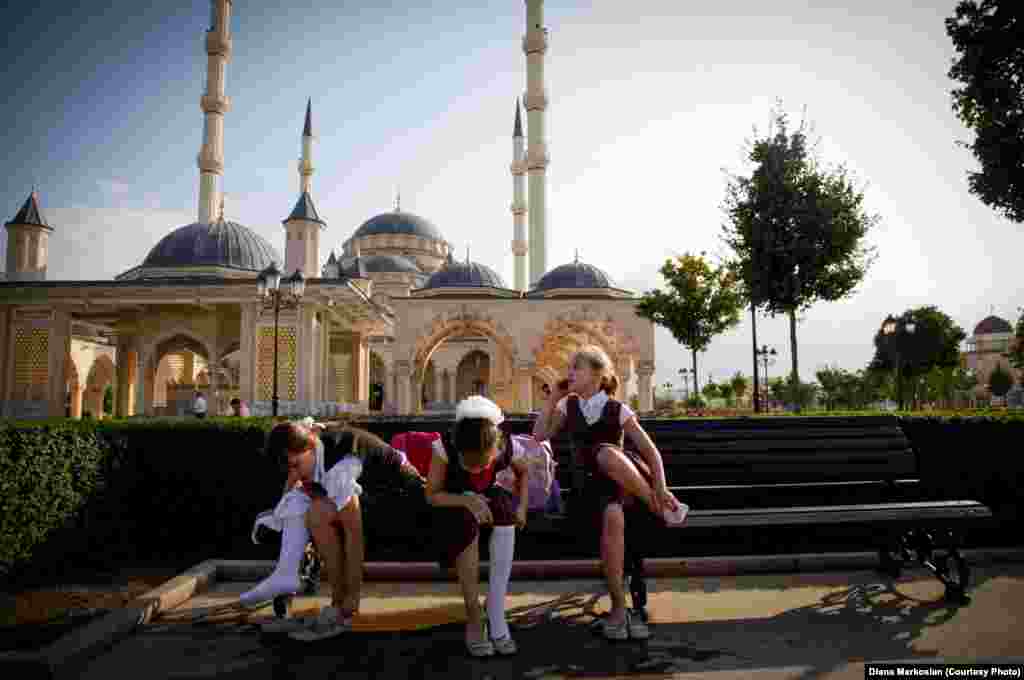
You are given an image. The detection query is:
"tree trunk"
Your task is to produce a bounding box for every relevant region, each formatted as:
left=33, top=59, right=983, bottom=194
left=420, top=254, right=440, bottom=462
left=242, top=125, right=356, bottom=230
left=691, top=348, right=699, bottom=398
left=789, top=308, right=800, bottom=412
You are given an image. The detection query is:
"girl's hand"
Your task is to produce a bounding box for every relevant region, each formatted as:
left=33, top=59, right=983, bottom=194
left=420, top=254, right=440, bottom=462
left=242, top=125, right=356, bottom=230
left=654, top=484, right=677, bottom=516
left=514, top=505, right=527, bottom=529
left=464, top=494, right=493, bottom=525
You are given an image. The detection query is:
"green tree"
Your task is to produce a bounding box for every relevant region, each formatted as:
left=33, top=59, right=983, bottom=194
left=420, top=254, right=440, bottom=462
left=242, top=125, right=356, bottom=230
left=869, top=307, right=966, bottom=410
left=768, top=377, right=787, bottom=404
left=815, top=365, right=847, bottom=410
left=723, top=106, right=878, bottom=412
left=730, top=371, right=749, bottom=405
left=953, top=366, right=980, bottom=403
left=989, top=362, right=1013, bottom=397
left=946, top=1, right=1024, bottom=223
left=718, top=382, right=735, bottom=406
left=702, top=382, right=721, bottom=400
left=637, top=252, right=744, bottom=398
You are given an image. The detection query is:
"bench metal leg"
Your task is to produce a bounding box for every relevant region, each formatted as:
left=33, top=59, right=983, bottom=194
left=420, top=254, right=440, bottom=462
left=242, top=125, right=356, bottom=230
left=878, top=528, right=971, bottom=604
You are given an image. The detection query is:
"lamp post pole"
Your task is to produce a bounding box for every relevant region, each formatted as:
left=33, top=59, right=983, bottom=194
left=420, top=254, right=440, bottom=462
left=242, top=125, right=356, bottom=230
left=257, top=263, right=305, bottom=418
left=755, top=345, right=776, bottom=412
left=883, top=316, right=916, bottom=411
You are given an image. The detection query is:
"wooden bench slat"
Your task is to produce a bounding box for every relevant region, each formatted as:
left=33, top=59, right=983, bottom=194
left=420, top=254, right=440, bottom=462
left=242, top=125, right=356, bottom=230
left=648, top=439, right=911, bottom=453
left=678, top=500, right=992, bottom=527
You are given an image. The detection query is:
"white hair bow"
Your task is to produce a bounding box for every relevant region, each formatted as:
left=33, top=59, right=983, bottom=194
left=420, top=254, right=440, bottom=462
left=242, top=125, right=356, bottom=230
left=455, top=395, right=504, bottom=425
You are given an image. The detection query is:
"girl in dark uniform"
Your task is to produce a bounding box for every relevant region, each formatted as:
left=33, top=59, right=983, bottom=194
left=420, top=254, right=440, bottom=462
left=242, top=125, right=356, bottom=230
left=532, top=345, right=685, bottom=641
left=425, top=396, right=529, bottom=657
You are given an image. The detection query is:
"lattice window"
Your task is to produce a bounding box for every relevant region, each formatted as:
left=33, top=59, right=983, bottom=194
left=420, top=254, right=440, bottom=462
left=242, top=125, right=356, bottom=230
left=256, top=326, right=297, bottom=400
left=14, top=327, right=49, bottom=387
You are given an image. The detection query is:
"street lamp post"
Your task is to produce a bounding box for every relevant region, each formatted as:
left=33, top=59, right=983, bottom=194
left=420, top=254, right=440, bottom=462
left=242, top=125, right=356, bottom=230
left=679, top=368, right=690, bottom=402
left=882, top=316, right=916, bottom=411
left=755, top=344, right=777, bottom=410
left=257, top=263, right=305, bottom=417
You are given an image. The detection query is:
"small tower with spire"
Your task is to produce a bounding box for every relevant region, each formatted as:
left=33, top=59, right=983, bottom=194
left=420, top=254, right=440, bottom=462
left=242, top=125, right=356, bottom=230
left=5, top=190, right=53, bottom=281
left=283, top=98, right=326, bottom=278
left=510, top=98, right=528, bottom=291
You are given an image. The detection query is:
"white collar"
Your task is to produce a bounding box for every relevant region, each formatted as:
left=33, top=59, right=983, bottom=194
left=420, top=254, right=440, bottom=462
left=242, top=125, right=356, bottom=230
left=577, top=391, right=609, bottom=426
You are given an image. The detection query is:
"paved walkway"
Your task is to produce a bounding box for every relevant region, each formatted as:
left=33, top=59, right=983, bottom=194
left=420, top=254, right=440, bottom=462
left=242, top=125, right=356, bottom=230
left=70, top=562, right=1024, bottom=679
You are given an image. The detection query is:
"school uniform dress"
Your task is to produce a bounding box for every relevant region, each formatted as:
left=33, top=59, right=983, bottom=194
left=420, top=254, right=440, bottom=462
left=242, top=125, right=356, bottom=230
left=432, top=438, right=518, bottom=568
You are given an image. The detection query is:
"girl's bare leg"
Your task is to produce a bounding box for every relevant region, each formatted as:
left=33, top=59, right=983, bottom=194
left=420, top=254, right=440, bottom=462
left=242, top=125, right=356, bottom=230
left=454, top=532, right=485, bottom=642
left=601, top=503, right=628, bottom=625
left=595, top=445, right=656, bottom=512
left=306, top=499, right=343, bottom=605
left=335, top=496, right=364, bottom=613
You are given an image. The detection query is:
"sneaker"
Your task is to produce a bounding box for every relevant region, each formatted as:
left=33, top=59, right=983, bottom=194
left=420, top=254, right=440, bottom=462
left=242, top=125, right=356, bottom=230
left=261, top=616, right=313, bottom=635
left=627, top=609, right=650, bottom=640
left=490, top=634, right=518, bottom=655
left=601, top=613, right=629, bottom=641
left=287, top=606, right=351, bottom=642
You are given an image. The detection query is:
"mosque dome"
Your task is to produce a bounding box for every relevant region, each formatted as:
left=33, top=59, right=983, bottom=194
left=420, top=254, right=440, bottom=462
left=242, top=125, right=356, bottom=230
left=139, top=220, right=281, bottom=272
left=974, top=315, right=1013, bottom=336
left=352, top=211, right=443, bottom=241
left=423, top=260, right=506, bottom=289
left=350, top=253, right=421, bottom=274
left=532, top=260, right=614, bottom=292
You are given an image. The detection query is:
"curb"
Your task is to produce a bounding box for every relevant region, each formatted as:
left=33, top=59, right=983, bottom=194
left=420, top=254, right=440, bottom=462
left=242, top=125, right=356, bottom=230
left=217, top=547, right=1024, bottom=582
left=3, top=547, right=1022, bottom=678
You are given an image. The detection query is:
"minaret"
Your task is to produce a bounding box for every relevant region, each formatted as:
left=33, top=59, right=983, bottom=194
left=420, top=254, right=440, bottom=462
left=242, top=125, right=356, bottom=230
left=510, top=99, right=528, bottom=291
left=523, top=0, right=549, bottom=286
left=197, top=0, right=233, bottom=224
left=4, top=190, right=53, bottom=281
left=283, top=99, right=325, bottom=278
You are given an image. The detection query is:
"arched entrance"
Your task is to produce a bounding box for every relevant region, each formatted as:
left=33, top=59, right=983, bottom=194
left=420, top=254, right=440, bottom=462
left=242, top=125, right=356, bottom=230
left=83, top=355, right=115, bottom=418
left=456, top=350, right=490, bottom=400
left=369, top=352, right=386, bottom=411
left=151, top=332, right=212, bottom=417
left=406, top=309, right=518, bottom=414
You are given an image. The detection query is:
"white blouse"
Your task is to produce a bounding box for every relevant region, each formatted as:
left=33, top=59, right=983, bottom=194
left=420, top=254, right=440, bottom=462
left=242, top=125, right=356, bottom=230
left=556, top=391, right=636, bottom=426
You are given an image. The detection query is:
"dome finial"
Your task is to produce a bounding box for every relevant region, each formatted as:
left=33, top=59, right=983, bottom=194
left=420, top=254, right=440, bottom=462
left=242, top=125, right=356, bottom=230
left=574, top=249, right=580, bottom=264
left=218, top=193, right=225, bottom=222
left=395, top=187, right=401, bottom=213
left=466, top=246, right=470, bottom=264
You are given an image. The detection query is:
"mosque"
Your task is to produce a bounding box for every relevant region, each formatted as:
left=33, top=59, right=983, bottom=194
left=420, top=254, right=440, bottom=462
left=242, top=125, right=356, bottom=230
left=0, top=0, right=657, bottom=419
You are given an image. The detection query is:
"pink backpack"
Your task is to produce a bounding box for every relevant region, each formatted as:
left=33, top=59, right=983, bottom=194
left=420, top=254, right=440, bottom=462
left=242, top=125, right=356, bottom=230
left=495, top=434, right=556, bottom=512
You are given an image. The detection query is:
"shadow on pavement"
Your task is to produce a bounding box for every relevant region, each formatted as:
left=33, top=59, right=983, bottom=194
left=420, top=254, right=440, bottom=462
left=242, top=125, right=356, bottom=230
left=141, top=570, right=995, bottom=680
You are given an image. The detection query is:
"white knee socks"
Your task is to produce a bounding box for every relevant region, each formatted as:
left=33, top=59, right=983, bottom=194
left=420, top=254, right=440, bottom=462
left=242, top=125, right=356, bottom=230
left=240, top=516, right=309, bottom=607
left=487, top=526, right=516, bottom=640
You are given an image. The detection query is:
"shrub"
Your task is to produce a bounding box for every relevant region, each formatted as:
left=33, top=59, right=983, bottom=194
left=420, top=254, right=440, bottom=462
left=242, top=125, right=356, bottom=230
left=0, top=422, right=107, bottom=577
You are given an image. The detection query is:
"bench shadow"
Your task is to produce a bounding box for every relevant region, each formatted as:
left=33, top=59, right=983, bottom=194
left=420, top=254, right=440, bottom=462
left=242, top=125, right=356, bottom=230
left=165, top=568, right=1004, bottom=680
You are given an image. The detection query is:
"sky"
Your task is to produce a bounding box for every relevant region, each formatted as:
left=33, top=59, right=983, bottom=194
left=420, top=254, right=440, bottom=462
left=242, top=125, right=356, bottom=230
left=1, top=0, right=1021, bottom=388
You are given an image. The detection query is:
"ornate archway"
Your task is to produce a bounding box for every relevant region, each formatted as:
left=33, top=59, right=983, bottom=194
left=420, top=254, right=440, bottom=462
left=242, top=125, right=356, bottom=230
left=456, top=350, right=491, bottom=401
left=405, top=307, right=519, bottom=413
left=83, top=354, right=115, bottom=418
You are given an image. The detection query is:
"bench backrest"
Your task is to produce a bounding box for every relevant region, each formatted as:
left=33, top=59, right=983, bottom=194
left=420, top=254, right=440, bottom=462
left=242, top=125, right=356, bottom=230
left=355, top=415, right=916, bottom=489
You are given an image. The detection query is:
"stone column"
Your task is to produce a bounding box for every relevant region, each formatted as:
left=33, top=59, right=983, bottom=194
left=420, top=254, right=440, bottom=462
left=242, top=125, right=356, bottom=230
left=71, top=385, right=84, bottom=419
left=378, top=362, right=389, bottom=410
left=349, top=332, right=369, bottom=408
left=448, top=368, right=458, bottom=404
left=615, top=357, right=633, bottom=402
left=394, top=360, right=412, bottom=415
left=637, top=360, right=655, bottom=413
left=134, top=346, right=149, bottom=417
left=48, top=309, right=72, bottom=417
left=432, top=368, right=443, bottom=407
left=239, top=302, right=256, bottom=405
left=516, top=361, right=535, bottom=413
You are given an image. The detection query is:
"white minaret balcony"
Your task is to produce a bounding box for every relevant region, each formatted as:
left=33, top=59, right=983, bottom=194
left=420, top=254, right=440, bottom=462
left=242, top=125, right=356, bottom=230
left=522, top=30, right=549, bottom=54
left=205, top=31, right=233, bottom=57
left=511, top=239, right=528, bottom=256
left=523, top=90, right=548, bottom=112
left=200, top=94, right=231, bottom=114
left=197, top=149, right=224, bottom=174
left=525, top=144, right=549, bottom=170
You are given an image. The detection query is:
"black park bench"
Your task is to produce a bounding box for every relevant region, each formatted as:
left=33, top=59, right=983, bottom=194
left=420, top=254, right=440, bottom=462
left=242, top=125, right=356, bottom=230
left=496, top=415, right=993, bottom=605
left=267, top=414, right=991, bottom=620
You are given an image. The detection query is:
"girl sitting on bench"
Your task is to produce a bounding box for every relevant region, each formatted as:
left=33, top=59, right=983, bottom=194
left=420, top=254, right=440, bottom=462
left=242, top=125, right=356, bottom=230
left=243, top=419, right=424, bottom=641
left=532, top=345, right=686, bottom=641
left=425, top=396, right=529, bottom=657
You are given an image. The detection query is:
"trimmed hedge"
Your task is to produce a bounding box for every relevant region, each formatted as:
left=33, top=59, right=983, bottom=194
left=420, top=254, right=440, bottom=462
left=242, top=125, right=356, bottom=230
left=0, top=423, right=106, bottom=575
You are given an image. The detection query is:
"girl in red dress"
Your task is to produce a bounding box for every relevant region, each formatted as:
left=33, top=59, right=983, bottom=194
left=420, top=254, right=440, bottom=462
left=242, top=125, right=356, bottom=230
left=425, top=396, right=529, bottom=657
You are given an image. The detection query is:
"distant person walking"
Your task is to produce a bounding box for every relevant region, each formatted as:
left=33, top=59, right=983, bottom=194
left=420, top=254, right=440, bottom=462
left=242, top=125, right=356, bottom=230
left=230, top=398, right=250, bottom=417
left=192, top=391, right=208, bottom=419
